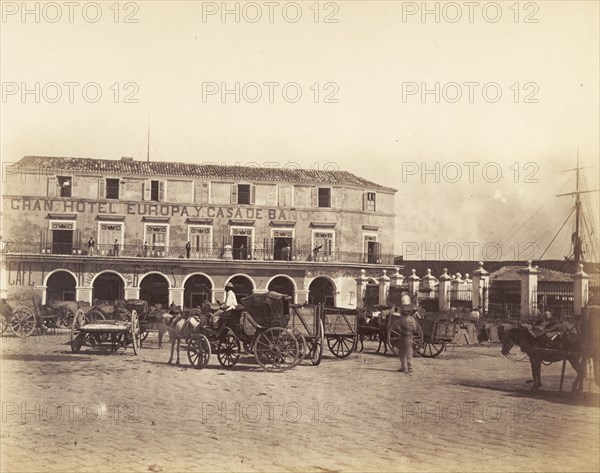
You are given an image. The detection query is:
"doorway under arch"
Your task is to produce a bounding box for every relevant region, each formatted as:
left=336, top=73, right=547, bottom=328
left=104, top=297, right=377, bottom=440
left=140, top=273, right=170, bottom=308
left=184, top=275, right=213, bottom=309
left=46, top=271, right=77, bottom=302
left=93, top=272, right=125, bottom=304
left=308, top=277, right=335, bottom=307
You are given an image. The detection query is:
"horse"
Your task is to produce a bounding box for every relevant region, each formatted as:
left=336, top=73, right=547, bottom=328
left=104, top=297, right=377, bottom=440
left=500, top=322, right=585, bottom=392
left=160, top=309, right=212, bottom=365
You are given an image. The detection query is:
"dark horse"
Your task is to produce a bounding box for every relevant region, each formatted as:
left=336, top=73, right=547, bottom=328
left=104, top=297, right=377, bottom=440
left=500, top=323, right=585, bottom=392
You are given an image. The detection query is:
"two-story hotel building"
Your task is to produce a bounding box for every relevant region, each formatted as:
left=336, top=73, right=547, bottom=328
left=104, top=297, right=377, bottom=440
left=1, top=156, right=397, bottom=309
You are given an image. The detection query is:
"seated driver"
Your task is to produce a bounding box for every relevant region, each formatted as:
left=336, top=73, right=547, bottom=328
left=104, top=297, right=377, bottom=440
left=212, top=282, right=238, bottom=328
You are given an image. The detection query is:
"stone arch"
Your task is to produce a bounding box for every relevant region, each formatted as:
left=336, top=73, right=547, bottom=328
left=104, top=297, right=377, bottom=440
left=183, top=274, right=214, bottom=309
left=92, top=271, right=126, bottom=303
left=266, top=275, right=297, bottom=299
left=308, top=276, right=337, bottom=307
left=139, top=272, right=170, bottom=308
left=45, top=270, right=77, bottom=302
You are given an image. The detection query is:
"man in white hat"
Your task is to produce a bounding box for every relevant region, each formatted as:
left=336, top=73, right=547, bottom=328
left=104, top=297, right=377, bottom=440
left=213, top=282, right=238, bottom=328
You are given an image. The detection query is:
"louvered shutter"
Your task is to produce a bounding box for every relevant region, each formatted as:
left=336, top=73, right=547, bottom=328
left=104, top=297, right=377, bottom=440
left=230, top=184, right=237, bottom=204
left=363, top=238, right=369, bottom=262
left=311, top=188, right=319, bottom=207
left=363, top=193, right=368, bottom=211
left=250, top=185, right=256, bottom=204
left=375, top=242, right=382, bottom=263
left=159, top=181, right=165, bottom=201
left=72, top=176, right=78, bottom=197
left=143, top=180, right=150, bottom=200
left=98, top=179, right=106, bottom=199
left=329, top=188, right=335, bottom=208
left=47, top=176, right=57, bottom=197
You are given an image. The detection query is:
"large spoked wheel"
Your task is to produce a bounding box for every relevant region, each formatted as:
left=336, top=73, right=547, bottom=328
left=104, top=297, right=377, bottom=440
left=310, top=318, right=325, bottom=366
left=417, top=340, right=446, bottom=358
left=289, top=328, right=307, bottom=368
left=10, top=307, right=37, bottom=338
left=131, top=310, right=141, bottom=355
left=217, top=328, right=241, bottom=368
left=0, top=312, right=9, bottom=335
left=254, top=327, right=300, bottom=372
left=187, top=334, right=211, bottom=369
left=70, top=310, right=87, bottom=353
left=327, top=334, right=357, bottom=359
left=58, top=306, right=76, bottom=329
left=388, top=320, right=425, bottom=356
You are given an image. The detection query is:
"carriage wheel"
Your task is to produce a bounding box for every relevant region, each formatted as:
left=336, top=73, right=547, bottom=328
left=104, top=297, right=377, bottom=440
left=70, top=310, right=86, bottom=353
left=187, top=334, right=211, bottom=369
left=0, top=312, right=9, bottom=335
left=57, top=306, right=76, bottom=329
left=417, top=340, right=446, bottom=358
left=289, top=328, right=307, bottom=367
left=9, top=307, right=37, bottom=338
left=388, top=320, right=424, bottom=356
left=217, top=329, right=241, bottom=368
left=327, top=335, right=356, bottom=359
left=254, top=327, right=300, bottom=372
left=131, top=310, right=141, bottom=355
left=310, top=319, right=325, bottom=366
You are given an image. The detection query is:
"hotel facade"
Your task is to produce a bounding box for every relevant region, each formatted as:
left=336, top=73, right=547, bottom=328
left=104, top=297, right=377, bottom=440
left=1, top=156, right=397, bottom=309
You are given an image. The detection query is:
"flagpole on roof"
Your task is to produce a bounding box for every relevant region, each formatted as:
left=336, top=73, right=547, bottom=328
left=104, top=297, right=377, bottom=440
left=147, top=116, right=150, bottom=162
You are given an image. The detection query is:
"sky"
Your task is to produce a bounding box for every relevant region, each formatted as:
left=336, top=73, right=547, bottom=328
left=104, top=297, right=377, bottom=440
left=1, top=0, right=599, bottom=262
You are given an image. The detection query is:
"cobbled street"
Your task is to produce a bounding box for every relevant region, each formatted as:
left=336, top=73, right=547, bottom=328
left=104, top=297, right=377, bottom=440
left=1, top=331, right=598, bottom=473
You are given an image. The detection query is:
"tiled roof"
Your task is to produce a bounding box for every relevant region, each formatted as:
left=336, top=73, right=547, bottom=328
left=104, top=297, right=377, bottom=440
left=10, top=156, right=397, bottom=192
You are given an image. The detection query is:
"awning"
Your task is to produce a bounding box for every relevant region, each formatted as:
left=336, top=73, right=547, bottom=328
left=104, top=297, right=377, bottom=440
left=185, top=218, right=214, bottom=225
left=47, top=213, right=77, bottom=220
left=96, top=215, right=126, bottom=221
left=142, top=216, right=171, bottom=223
left=228, top=219, right=255, bottom=226
left=362, top=225, right=379, bottom=231
left=270, top=221, right=297, bottom=227
left=310, top=222, right=336, bottom=229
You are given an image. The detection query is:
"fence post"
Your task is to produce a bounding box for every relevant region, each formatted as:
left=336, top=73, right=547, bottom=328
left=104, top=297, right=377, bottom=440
left=450, top=273, right=463, bottom=305
left=390, top=267, right=404, bottom=287
left=518, top=260, right=538, bottom=321
left=438, top=268, right=452, bottom=312
left=472, top=262, right=489, bottom=313
left=407, top=269, right=420, bottom=299
left=421, top=268, right=437, bottom=295
left=355, top=269, right=369, bottom=310
left=379, top=269, right=390, bottom=307
left=573, top=264, right=590, bottom=317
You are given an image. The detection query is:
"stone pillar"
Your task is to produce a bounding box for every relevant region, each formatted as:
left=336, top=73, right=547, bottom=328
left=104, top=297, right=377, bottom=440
left=407, top=269, right=420, bottom=298
left=0, top=259, right=8, bottom=299
left=421, top=269, right=437, bottom=300
left=573, top=264, right=590, bottom=316
left=169, top=287, right=184, bottom=307
left=296, top=289, right=309, bottom=305
left=124, top=287, right=140, bottom=301
left=518, top=260, right=538, bottom=321
left=355, top=269, right=369, bottom=310
left=390, top=267, right=404, bottom=287
left=36, top=285, right=48, bottom=305
left=213, top=289, right=226, bottom=305
left=450, top=273, right=463, bottom=304
left=379, top=269, right=390, bottom=307
left=76, top=286, right=93, bottom=305
left=471, top=262, right=489, bottom=312
left=438, top=268, right=452, bottom=312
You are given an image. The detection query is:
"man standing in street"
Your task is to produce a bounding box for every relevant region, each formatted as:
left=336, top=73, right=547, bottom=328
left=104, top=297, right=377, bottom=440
left=397, top=300, right=418, bottom=374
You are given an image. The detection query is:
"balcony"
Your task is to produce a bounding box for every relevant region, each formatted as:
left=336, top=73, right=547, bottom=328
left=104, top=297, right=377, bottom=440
left=1, top=241, right=396, bottom=265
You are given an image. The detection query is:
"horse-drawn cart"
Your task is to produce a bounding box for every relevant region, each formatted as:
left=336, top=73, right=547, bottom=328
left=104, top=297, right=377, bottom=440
left=179, top=292, right=304, bottom=371
left=386, top=312, right=455, bottom=358
left=322, top=306, right=359, bottom=359
left=70, top=303, right=141, bottom=355
left=288, top=304, right=325, bottom=365
left=0, top=299, right=87, bottom=337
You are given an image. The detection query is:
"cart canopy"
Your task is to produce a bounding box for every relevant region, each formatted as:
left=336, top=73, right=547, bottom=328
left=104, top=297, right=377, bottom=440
left=240, top=291, right=291, bottom=328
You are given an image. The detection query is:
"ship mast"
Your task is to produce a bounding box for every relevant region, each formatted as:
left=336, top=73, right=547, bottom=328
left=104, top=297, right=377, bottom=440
left=556, top=151, right=599, bottom=269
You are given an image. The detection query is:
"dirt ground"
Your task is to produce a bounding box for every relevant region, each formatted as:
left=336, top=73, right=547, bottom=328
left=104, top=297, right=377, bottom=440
left=1, top=329, right=599, bottom=473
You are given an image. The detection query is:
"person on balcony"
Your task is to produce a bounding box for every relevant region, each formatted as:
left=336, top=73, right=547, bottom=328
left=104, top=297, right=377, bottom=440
left=185, top=241, right=191, bottom=259
left=142, top=241, right=148, bottom=257
left=87, top=237, right=95, bottom=256
left=113, top=239, right=120, bottom=257
left=281, top=243, right=291, bottom=261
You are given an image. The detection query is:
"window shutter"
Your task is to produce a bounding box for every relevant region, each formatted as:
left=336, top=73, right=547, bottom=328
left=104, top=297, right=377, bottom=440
left=194, top=181, right=201, bottom=203
left=363, top=238, right=369, bottom=261
left=250, top=185, right=256, bottom=204
left=98, top=178, right=105, bottom=199
left=230, top=184, right=237, bottom=204
left=375, top=242, right=382, bottom=262
left=72, top=176, right=78, bottom=189
left=330, top=188, right=335, bottom=208
left=363, top=193, right=368, bottom=211
left=201, top=183, right=209, bottom=203
left=159, top=181, right=165, bottom=201
left=47, top=176, right=57, bottom=197
left=311, top=188, right=319, bottom=207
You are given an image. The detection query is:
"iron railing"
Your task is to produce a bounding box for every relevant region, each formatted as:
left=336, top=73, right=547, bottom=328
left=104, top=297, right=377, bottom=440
left=1, top=241, right=397, bottom=265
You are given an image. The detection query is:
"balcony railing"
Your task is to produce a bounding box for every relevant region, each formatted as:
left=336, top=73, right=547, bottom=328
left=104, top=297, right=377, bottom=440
left=1, top=241, right=396, bottom=265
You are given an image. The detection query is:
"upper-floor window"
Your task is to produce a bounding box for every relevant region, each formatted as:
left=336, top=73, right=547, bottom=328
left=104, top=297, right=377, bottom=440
left=312, top=187, right=331, bottom=208
left=231, top=184, right=255, bottom=205
left=143, top=179, right=165, bottom=201
left=57, top=176, right=72, bottom=197
left=364, top=192, right=376, bottom=211
left=278, top=185, right=293, bottom=207
left=194, top=181, right=210, bottom=204
left=106, top=178, right=120, bottom=199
